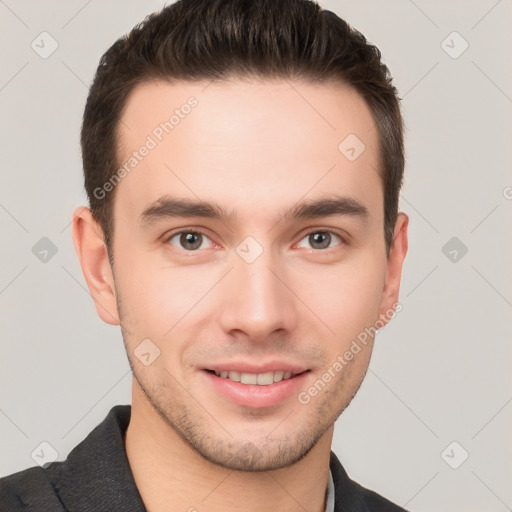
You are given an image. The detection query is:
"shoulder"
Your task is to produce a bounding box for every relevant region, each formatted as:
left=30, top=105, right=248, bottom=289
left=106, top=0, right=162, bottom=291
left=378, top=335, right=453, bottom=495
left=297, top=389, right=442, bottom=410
left=329, top=452, right=409, bottom=512
left=0, top=463, right=66, bottom=511
left=352, top=479, right=409, bottom=511
left=0, top=405, right=138, bottom=512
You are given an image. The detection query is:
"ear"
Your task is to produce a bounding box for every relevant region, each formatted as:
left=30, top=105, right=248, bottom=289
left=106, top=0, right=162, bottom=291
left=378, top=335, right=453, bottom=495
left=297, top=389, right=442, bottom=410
left=378, top=212, right=409, bottom=325
left=71, top=206, right=120, bottom=325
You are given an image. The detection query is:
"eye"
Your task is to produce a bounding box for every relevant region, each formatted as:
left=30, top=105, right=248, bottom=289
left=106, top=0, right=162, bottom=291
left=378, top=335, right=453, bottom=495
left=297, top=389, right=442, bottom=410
left=296, top=230, right=343, bottom=251
left=166, top=231, right=214, bottom=251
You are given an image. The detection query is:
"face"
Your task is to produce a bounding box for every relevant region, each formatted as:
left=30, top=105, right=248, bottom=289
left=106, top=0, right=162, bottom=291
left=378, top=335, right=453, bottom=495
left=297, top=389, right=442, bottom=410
left=83, top=78, right=407, bottom=471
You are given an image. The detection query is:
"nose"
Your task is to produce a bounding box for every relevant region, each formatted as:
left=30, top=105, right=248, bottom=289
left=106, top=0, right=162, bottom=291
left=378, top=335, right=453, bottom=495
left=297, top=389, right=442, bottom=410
left=217, top=247, right=298, bottom=342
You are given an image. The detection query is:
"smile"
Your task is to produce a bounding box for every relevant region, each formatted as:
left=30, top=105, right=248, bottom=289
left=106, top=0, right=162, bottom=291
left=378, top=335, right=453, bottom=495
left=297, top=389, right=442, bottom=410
left=212, top=370, right=296, bottom=385
left=203, top=367, right=310, bottom=408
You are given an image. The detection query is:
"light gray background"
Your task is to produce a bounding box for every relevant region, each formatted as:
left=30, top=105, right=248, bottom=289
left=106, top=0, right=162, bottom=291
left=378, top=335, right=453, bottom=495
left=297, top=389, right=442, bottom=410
left=1, top=1, right=511, bottom=510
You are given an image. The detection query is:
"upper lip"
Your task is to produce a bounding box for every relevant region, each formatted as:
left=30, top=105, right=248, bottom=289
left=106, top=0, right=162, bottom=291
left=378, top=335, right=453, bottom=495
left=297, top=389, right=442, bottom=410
left=204, top=362, right=309, bottom=374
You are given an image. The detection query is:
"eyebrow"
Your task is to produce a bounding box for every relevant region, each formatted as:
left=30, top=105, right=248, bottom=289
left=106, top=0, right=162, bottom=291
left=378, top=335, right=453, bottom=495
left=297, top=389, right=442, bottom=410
left=139, top=194, right=369, bottom=228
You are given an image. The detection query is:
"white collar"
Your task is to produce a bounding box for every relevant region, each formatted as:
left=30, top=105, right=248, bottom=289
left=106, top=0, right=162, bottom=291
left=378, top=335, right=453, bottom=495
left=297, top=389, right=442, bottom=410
left=324, top=469, right=335, bottom=512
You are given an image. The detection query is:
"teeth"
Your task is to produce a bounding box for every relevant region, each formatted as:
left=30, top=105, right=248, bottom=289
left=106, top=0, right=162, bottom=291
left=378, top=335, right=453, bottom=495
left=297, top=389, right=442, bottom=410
left=256, top=372, right=274, bottom=385
left=213, top=369, right=295, bottom=385
left=240, top=372, right=257, bottom=384
left=273, top=370, right=284, bottom=382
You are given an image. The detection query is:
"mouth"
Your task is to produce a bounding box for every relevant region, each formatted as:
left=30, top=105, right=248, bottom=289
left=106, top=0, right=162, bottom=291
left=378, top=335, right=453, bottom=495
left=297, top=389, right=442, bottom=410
left=206, top=369, right=303, bottom=386
left=202, top=366, right=310, bottom=408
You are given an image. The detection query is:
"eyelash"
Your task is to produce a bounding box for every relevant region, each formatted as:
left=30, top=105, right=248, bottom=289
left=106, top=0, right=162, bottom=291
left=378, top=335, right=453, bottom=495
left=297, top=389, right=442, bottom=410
left=164, top=228, right=346, bottom=253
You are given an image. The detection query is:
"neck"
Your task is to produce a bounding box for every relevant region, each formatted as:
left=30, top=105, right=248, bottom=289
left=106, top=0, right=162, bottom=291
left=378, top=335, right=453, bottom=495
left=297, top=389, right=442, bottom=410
left=124, top=381, right=333, bottom=512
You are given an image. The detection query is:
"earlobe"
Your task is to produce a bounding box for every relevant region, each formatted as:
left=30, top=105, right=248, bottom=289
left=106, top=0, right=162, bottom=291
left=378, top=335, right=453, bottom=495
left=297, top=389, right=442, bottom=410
left=378, top=212, right=409, bottom=324
left=71, top=206, right=120, bottom=326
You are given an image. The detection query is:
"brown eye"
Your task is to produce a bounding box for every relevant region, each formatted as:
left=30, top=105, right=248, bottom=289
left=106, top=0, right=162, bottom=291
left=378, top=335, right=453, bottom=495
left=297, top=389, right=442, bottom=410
left=297, top=231, right=343, bottom=250
left=167, top=231, right=213, bottom=251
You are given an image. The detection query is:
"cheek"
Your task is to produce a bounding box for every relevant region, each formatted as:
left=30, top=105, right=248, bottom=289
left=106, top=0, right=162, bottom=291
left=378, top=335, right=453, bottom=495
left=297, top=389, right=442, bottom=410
left=114, top=264, right=199, bottom=380
left=114, top=254, right=217, bottom=342
left=297, top=256, right=386, bottom=343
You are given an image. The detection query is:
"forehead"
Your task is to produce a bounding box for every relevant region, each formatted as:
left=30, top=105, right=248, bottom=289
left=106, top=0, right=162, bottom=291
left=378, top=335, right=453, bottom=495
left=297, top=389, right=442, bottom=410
left=114, top=78, right=382, bottom=228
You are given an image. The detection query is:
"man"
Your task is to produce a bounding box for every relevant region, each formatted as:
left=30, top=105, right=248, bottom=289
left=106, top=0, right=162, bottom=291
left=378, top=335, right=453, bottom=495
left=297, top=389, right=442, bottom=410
left=1, top=0, right=409, bottom=510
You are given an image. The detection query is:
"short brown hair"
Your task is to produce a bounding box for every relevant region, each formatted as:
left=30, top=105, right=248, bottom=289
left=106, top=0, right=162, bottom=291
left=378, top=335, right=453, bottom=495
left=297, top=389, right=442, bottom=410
left=81, top=0, right=404, bottom=261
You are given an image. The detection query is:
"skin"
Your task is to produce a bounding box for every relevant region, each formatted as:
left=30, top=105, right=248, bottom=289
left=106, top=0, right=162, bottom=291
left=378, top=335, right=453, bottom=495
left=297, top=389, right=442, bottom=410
left=72, top=78, right=408, bottom=512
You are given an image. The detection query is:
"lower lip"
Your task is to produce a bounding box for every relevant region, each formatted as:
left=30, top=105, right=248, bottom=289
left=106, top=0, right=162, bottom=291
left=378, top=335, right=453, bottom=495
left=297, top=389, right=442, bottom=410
left=202, top=370, right=309, bottom=409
